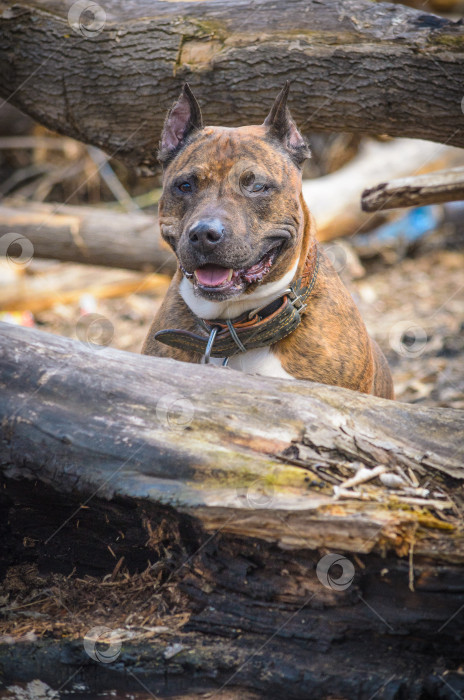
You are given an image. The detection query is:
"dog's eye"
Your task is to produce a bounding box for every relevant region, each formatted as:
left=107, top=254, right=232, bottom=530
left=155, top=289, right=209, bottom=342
left=178, top=182, right=192, bottom=193
left=251, top=183, right=266, bottom=192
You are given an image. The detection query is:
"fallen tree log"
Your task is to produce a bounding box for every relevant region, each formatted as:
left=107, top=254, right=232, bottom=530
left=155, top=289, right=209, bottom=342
left=0, top=201, right=175, bottom=273
left=1, top=322, right=463, bottom=556
left=1, top=474, right=463, bottom=700
left=361, top=166, right=464, bottom=212
left=1, top=323, right=464, bottom=697
left=1, top=1, right=463, bottom=172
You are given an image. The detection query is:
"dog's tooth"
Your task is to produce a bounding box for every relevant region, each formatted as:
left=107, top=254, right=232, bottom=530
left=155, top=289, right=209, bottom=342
left=227, top=269, right=233, bottom=281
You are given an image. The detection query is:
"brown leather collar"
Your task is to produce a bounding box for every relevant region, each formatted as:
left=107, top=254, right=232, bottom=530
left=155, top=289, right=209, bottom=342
left=154, top=240, right=320, bottom=360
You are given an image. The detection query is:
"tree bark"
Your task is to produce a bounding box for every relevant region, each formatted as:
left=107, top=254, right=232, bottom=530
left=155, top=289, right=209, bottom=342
left=0, top=0, right=463, bottom=173
left=1, top=478, right=464, bottom=700
left=361, top=166, right=464, bottom=211
left=1, top=322, right=463, bottom=560
left=1, top=324, right=464, bottom=697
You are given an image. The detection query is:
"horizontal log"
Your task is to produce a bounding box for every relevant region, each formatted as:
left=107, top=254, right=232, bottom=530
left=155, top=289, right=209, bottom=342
left=1, top=323, right=463, bottom=561
left=0, top=201, right=175, bottom=272
left=1, top=486, right=463, bottom=700
left=361, top=166, right=464, bottom=211
left=0, top=1, right=463, bottom=172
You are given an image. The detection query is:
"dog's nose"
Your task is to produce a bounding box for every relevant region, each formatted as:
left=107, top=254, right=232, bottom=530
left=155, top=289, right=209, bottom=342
left=188, top=219, right=225, bottom=255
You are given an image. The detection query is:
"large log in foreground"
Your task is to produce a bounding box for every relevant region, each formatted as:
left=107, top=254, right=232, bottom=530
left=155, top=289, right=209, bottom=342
left=1, top=322, right=463, bottom=556
left=1, top=324, right=464, bottom=697
left=0, top=0, right=463, bottom=172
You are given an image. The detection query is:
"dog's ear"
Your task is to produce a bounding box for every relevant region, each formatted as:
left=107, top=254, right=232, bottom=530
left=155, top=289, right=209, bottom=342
left=159, top=83, right=203, bottom=164
left=263, top=82, right=310, bottom=166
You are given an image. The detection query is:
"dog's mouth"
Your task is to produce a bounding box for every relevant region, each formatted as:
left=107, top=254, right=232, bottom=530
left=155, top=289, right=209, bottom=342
left=182, top=244, right=281, bottom=296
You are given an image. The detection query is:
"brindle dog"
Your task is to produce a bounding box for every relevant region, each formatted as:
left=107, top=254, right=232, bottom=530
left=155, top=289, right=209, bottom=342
left=142, top=83, right=394, bottom=399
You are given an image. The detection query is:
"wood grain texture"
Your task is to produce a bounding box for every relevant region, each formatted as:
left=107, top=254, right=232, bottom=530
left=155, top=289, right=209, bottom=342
left=1, top=323, right=463, bottom=561
left=0, top=0, right=463, bottom=172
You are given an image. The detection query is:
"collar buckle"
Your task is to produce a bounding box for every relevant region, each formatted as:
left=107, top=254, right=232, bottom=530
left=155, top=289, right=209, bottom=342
left=285, top=286, right=307, bottom=313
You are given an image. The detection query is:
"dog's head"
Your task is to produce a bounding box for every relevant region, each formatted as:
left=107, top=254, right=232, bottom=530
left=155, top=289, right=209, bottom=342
left=158, top=83, right=310, bottom=301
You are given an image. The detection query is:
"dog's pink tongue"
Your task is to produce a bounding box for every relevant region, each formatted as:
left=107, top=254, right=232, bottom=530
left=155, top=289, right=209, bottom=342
left=195, top=264, right=231, bottom=287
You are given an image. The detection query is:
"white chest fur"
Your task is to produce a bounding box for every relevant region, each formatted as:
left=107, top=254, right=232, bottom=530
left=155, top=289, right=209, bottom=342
left=210, top=347, right=295, bottom=380
left=178, top=263, right=298, bottom=380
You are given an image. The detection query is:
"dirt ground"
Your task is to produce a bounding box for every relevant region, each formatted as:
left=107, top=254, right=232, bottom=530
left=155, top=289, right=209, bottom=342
left=352, top=247, right=464, bottom=408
